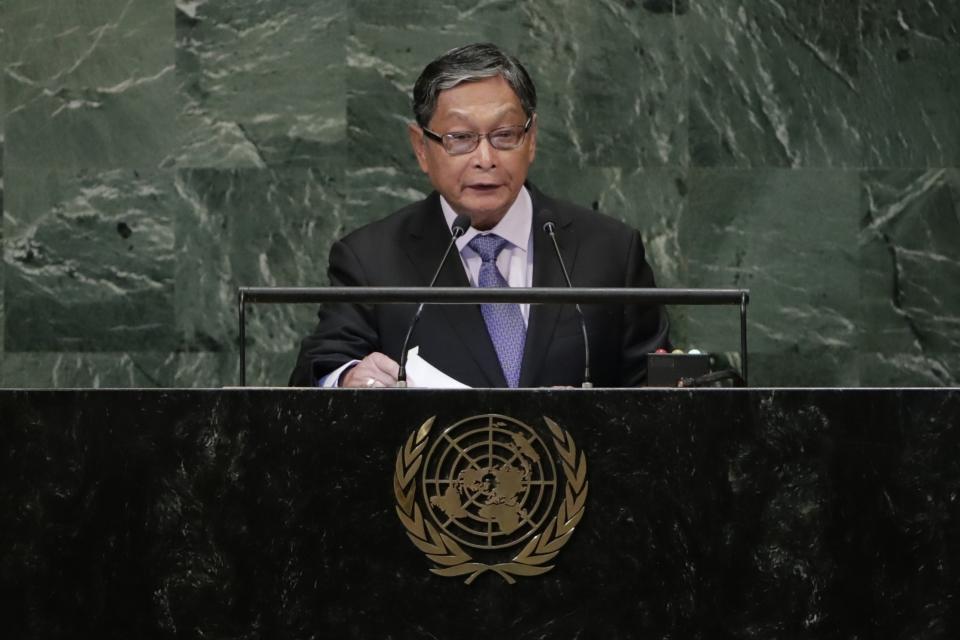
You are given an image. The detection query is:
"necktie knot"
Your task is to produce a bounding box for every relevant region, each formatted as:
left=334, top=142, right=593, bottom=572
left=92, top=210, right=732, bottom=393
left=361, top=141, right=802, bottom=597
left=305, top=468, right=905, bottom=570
left=468, top=234, right=509, bottom=263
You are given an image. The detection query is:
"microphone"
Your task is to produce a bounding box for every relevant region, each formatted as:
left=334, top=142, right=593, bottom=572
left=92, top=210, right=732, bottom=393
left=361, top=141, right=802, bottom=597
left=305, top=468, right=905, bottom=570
left=396, top=214, right=471, bottom=387
left=543, top=213, right=593, bottom=388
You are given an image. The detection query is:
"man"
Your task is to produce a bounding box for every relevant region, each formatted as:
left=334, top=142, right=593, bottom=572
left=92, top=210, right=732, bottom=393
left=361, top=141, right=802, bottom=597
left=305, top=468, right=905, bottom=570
left=289, top=43, right=668, bottom=388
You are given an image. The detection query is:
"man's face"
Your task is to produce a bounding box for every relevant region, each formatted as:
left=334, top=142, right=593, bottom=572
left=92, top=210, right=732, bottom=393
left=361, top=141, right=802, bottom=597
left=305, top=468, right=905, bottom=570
left=409, top=75, right=537, bottom=230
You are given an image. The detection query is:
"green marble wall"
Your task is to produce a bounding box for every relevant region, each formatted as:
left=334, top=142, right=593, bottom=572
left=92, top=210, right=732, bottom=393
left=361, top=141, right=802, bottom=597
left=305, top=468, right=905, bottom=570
left=1, top=0, right=958, bottom=388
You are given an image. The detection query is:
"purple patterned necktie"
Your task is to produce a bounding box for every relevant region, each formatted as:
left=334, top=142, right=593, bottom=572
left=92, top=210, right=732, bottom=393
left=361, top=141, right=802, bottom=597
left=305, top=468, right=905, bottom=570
left=468, top=234, right=526, bottom=388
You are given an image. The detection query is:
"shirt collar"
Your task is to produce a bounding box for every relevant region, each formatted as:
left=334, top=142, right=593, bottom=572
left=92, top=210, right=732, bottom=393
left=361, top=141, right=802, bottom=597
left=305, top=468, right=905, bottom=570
left=440, top=186, right=532, bottom=253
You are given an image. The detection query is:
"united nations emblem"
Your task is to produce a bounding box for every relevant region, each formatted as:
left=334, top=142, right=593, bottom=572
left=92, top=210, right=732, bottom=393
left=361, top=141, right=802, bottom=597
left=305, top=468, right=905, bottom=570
left=393, top=414, right=588, bottom=584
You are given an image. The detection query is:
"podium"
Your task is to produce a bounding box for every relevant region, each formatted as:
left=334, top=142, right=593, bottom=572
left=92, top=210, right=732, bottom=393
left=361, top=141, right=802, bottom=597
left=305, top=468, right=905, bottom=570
left=3, top=388, right=958, bottom=638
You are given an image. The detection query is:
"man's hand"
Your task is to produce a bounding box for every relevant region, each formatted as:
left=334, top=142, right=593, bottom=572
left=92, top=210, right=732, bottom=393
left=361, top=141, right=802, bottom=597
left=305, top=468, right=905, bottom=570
left=341, top=352, right=402, bottom=388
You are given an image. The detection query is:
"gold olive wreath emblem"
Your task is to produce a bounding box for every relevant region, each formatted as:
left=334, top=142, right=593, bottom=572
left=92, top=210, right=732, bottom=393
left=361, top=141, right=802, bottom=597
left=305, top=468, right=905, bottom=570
left=393, top=414, right=588, bottom=584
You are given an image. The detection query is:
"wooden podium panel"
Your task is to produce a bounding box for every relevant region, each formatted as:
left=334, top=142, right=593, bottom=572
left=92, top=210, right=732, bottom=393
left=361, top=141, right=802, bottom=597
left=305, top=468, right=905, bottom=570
left=2, top=389, right=958, bottom=638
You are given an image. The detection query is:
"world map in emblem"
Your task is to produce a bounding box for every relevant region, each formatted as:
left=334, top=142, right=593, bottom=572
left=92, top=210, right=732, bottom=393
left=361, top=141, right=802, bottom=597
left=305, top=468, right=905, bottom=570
left=421, top=414, right=559, bottom=550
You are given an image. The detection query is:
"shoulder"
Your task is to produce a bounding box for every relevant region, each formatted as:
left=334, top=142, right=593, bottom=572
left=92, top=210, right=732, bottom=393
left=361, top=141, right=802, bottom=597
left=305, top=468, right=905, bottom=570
left=530, top=184, right=640, bottom=241
left=567, top=202, right=635, bottom=236
left=338, top=191, right=439, bottom=249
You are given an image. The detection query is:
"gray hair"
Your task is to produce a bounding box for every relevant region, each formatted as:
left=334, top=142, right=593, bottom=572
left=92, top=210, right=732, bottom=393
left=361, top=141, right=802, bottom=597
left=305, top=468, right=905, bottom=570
left=412, top=43, right=537, bottom=128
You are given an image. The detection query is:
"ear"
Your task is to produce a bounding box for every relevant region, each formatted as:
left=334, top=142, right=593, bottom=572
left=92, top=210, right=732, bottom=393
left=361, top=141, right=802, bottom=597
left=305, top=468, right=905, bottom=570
left=526, top=113, right=538, bottom=164
left=408, top=122, right=430, bottom=174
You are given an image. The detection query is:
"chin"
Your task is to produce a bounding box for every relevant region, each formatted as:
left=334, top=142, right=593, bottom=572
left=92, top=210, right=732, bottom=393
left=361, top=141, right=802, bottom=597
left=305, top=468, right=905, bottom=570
left=460, top=194, right=511, bottom=220
left=463, top=204, right=509, bottom=230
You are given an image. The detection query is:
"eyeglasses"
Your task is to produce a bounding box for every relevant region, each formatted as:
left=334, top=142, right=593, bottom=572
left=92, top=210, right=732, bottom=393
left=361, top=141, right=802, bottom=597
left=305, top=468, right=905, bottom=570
left=421, top=116, right=533, bottom=156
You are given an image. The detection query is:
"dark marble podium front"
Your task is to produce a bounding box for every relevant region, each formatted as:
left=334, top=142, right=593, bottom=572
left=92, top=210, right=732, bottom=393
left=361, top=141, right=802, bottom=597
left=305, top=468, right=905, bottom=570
left=2, top=389, right=958, bottom=639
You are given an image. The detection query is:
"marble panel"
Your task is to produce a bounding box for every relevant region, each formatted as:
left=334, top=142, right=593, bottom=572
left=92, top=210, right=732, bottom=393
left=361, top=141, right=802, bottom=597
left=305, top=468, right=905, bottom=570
left=1, top=15, right=4, bottom=377
left=342, top=22, right=430, bottom=233
left=518, top=0, right=688, bottom=169
left=173, top=167, right=344, bottom=385
left=0, top=145, right=4, bottom=373
left=349, top=0, right=527, bottom=48
left=174, top=350, right=296, bottom=388
left=750, top=350, right=860, bottom=388
left=171, top=351, right=236, bottom=388
left=0, top=4, right=5, bottom=124
left=4, top=168, right=176, bottom=352
left=859, top=353, right=959, bottom=387
left=0, top=349, right=293, bottom=390
left=687, top=0, right=862, bottom=167
left=859, top=170, right=960, bottom=370
left=860, top=0, right=960, bottom=167
left=1, top=351, right=176, bottom=388
left=1, top=11, right=5, bottom=350
left=170, top=0, right=346, bottom=169
left=3, top=0, right=175, bottom=170
left=681, top=169, right=860, bottom=386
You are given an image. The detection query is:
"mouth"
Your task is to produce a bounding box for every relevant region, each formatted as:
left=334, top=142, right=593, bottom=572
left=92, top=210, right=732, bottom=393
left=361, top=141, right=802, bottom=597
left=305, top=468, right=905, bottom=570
left=465, top=183, right=502, bottom=193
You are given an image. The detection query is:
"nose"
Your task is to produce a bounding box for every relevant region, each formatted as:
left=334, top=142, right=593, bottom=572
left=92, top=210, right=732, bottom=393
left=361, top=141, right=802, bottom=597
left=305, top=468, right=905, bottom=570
left=472, top=136, right=497, bottom=169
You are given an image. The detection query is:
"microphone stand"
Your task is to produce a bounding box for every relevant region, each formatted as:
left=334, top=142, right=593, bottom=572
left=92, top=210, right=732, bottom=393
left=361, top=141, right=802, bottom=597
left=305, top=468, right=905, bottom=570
left=543, top=217, right=593, bottom=388
left=396, top=215, right=470, bottom=387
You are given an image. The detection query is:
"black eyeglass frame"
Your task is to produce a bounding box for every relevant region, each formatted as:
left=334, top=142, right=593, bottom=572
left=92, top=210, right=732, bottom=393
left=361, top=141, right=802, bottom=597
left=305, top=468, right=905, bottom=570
left=421, top=115, right=534, bottom=155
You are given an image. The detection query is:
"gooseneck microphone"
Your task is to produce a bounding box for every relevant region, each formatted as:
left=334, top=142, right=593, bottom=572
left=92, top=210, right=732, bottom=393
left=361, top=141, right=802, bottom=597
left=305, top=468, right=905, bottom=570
left=396, top=214, right=471, bottom=387
left=543, top=213, right=593, bottom=388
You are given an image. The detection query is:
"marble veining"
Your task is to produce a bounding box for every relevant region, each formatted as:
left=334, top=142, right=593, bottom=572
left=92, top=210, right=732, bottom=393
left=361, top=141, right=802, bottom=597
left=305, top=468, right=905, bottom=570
left=859, top=0, right=960, bottom=167
left=170, top=0, right=347, bottom=169
left=859, top=169, right=960, bottom=385
left=4, top=168, right=176, bottom=352
left=688, top=0, right=862, bottom=168
left=1, top=1, right=958, bottom=387
left=3, top=0, right=176, bottom=170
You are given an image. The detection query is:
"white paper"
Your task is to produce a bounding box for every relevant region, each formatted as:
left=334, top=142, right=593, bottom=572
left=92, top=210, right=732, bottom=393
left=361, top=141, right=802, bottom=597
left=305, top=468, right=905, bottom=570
left=404, top=346, right=471, bottom=389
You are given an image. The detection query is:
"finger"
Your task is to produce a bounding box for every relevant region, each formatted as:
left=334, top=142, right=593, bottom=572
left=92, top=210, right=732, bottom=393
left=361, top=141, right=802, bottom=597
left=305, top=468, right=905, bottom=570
left=342, top=364, right=386, bottom=388
left=368, top=352, right=400, bottom=380
left=341, top=353, right=399, bottom=388
left=349, top=372, right=387, bottom=388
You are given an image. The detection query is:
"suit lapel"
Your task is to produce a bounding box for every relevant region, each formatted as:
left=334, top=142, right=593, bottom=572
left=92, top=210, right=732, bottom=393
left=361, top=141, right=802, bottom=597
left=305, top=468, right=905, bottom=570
left=403, top=194, right=506, bottom=387
left=519, top=192, right=579, bottom=387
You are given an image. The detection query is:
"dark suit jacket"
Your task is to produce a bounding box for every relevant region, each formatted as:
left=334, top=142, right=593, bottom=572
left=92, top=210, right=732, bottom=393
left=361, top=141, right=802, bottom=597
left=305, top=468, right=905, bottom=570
left=289, top=184, right=669, bottom=387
